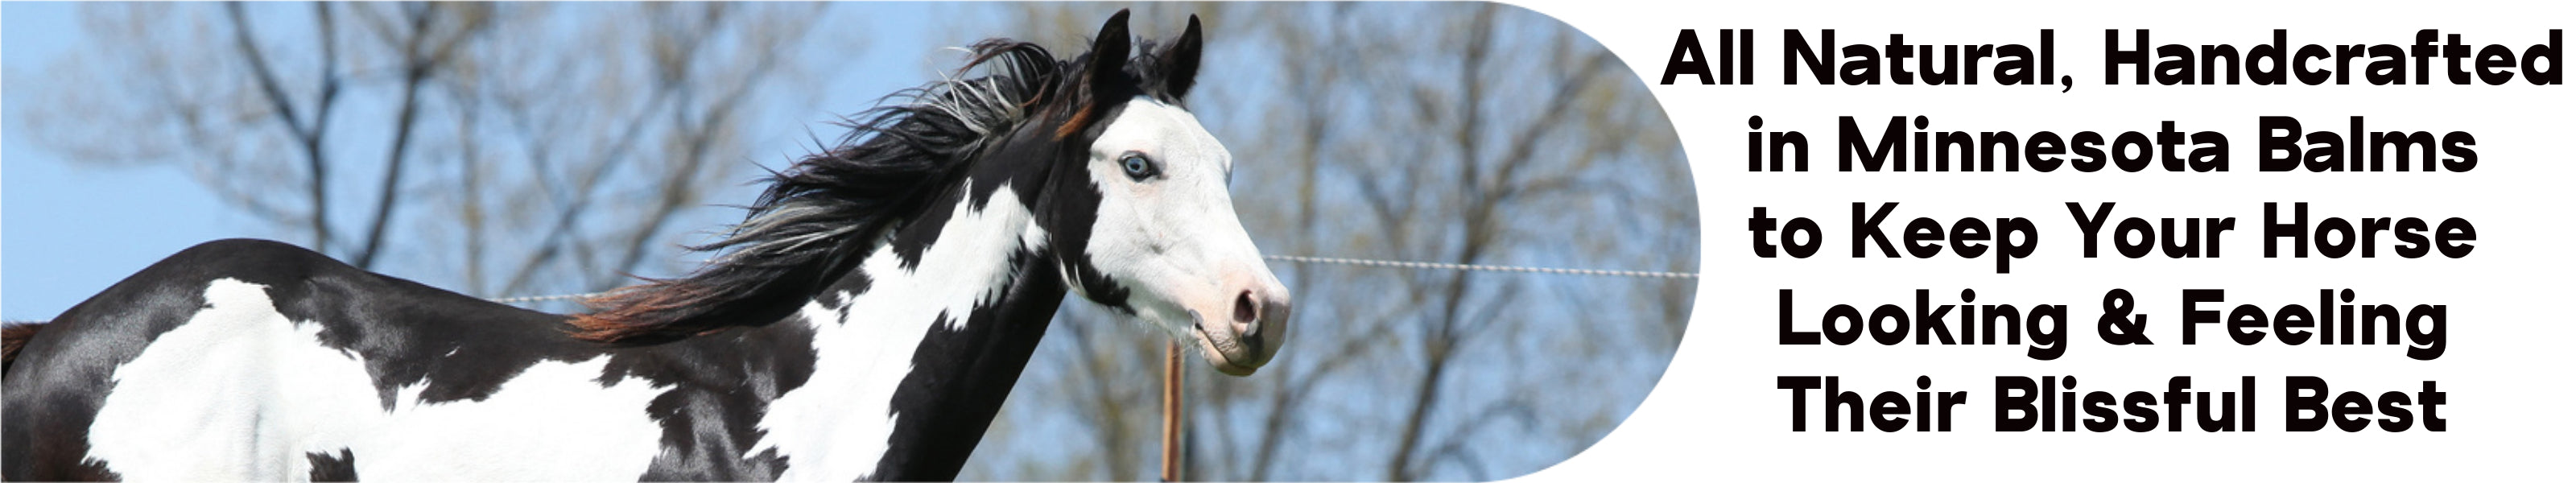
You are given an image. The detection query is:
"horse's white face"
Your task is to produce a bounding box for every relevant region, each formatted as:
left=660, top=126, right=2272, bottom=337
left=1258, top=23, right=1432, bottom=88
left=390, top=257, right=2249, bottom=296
left=1072, top=96, right=1289, bottom=376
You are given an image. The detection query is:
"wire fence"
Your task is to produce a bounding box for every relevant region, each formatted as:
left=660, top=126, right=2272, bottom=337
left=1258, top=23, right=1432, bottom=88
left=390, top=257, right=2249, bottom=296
left=1262, top=254, right=1699, bottom=279
left=2, top=254, right=1695, bottom=324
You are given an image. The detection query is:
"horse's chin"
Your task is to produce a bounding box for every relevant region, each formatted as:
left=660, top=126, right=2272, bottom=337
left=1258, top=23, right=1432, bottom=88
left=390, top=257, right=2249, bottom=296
left=1186, top=310, right=1262, bottom=376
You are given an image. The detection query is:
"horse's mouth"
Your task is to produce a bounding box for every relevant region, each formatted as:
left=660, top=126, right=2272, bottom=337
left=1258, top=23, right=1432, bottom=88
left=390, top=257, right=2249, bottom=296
left=1189, top=311, right=1261, bottom=376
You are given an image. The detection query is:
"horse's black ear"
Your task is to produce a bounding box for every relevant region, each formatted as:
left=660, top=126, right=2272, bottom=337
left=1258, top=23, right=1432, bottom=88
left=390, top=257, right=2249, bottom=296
left=1163, top=14, right=1203, bottom=99
left=1089, top=10, right=1133, bottom=93
left=1062, top=9, right=1134, bottom=139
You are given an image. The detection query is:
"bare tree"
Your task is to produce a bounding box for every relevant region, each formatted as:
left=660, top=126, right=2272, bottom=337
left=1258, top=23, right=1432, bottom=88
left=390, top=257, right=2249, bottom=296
left=19, top=2, right=830, bottom=299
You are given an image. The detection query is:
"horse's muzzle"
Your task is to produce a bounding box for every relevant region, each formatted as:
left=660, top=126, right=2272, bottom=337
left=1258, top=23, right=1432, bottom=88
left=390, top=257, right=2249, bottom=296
left=1192, top=280, right=1290, bottom=376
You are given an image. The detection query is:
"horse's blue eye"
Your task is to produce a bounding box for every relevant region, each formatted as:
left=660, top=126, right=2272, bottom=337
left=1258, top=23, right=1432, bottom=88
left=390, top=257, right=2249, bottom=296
left=1121, top=153, right=1158, bottom=180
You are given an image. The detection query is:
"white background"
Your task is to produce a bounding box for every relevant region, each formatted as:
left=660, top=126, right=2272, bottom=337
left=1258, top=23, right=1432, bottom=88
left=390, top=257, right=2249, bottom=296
left=1530, top=1, right=2573, bottom=479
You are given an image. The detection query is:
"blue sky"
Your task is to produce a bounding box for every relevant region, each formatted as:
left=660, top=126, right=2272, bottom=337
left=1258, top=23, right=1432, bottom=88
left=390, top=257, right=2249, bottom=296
left=4, top=2, right=250, bottom=321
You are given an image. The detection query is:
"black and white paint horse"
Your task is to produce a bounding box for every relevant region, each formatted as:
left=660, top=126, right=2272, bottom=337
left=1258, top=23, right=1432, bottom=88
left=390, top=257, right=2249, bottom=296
left=2, top=11, right=1286, bottom=481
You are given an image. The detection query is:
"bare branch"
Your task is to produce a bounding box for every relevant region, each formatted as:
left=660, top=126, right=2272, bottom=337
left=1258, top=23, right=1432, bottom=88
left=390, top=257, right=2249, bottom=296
left=353, top=5, right=445, bottom=269
left=226, top=2, right=334, bottom=250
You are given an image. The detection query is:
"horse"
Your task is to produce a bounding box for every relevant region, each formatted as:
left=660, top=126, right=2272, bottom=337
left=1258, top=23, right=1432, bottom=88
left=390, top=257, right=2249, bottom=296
left=2, top=10, right=1287, bottom=481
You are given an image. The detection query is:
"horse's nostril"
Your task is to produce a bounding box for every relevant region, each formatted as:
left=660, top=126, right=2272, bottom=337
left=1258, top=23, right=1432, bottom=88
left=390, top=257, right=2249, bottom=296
left=1232, top=290, right=1259, bottom=334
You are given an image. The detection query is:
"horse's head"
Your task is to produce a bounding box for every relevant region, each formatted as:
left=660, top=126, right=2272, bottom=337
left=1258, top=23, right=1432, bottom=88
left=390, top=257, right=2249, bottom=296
left=1038, top=11, right=1288, bottom=376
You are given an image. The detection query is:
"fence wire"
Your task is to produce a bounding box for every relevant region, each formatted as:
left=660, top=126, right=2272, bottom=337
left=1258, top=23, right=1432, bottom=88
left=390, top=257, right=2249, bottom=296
left=1261, top=254, right=1698, bottom=279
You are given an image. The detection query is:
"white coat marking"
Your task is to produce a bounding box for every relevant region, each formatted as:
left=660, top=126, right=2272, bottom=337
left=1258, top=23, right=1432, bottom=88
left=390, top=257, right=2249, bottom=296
left=748, top=180, right=1042, bottom=481
left=84, top=279, right=669, bottom=481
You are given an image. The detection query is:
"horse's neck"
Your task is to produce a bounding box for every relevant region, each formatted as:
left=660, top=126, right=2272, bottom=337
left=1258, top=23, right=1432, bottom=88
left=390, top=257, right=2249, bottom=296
left=741, top=182, right=1068, bottom=481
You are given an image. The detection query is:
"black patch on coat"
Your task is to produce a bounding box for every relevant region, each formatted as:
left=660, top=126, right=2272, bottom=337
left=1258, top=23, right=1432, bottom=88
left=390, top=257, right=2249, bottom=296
left=1, top=239, right=597, bottom=479
left=240, top=242, right=602, bottom=408
left=1067, top=258, right=1134, bottom=314
left=867, top=244, right=1067, bottom=481
left=307, top=448, right=358, bottom=481
left=820, top=265, right=874, bottom=309
left=1036, top=116, right=1126, bottom=314
left=613, top=317, right=818, bottom=481
left=889, top=187, right=962, bottom=271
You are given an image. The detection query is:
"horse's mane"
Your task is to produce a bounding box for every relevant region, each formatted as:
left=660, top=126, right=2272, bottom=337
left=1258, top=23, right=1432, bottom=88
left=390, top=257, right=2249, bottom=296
left=571, top=11, right=1199, bottom=345
left=569, top=23, right=1190, bottom=344
left=2, top=322, right=39, bottom=374
left=568, top=39, right=1074, bottom=345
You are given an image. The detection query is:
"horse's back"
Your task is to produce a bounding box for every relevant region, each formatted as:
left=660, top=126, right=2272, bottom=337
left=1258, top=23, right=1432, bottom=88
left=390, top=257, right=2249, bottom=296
left=2, top=238, right=628, bottom=481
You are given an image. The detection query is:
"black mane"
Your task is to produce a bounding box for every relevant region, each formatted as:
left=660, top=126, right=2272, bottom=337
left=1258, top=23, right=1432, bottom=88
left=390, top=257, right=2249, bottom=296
left=572, top=26, right=1195, bottom=345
